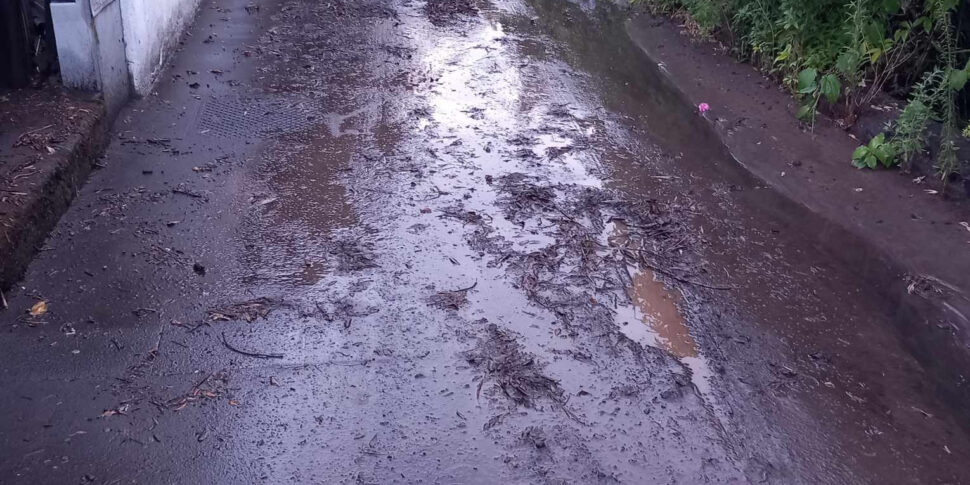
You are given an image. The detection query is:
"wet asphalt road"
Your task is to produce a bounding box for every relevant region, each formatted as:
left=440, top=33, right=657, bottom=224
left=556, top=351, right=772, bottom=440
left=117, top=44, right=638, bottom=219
left=2, top=0, right=970, bottom=483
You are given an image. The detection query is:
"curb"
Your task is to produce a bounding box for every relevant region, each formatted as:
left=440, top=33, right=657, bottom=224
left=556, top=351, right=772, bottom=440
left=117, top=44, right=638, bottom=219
left=0, top=98, right=106, bottom=293
left=626, top=14, right=970, bottom=428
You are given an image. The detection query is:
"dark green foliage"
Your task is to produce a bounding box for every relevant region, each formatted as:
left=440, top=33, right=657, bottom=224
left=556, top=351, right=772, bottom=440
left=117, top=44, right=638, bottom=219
left=852, top=133, right=897, bottom=168
left=631, top=0, right=968, bottom=182
left=892, top=69, right=942, bottom=170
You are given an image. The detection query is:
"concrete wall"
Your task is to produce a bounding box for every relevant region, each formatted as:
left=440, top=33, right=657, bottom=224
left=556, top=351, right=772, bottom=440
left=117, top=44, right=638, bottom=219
left=51, top=0, right=200, bottom=112
left=93, top=1, right=131, bottom=116
left=50, top=2, right=101, bottom=91
left=121, top=0, right=201, bottom=95
left=51, top=0, right=131, bottom=118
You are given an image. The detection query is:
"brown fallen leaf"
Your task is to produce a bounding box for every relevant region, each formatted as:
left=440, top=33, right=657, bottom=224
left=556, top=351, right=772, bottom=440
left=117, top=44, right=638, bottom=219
left=229, top=399, right=240, bottom=406
left=100, top=404, right=129, bottom=417
left=29, top=301, right=47, bottom=316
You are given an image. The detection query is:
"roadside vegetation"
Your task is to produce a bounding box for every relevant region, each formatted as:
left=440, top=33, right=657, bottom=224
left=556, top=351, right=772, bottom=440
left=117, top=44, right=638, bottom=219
left=632, top=0, right=970, bottom=189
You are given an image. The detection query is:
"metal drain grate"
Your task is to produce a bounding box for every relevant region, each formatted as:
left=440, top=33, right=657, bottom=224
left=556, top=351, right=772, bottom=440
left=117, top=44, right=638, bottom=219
left=195, top=95, right=320, bottom=138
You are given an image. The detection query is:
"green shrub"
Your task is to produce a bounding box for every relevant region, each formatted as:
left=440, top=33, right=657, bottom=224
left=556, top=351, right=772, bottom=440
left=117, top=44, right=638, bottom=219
left=630, top=0, right=967, bottom=183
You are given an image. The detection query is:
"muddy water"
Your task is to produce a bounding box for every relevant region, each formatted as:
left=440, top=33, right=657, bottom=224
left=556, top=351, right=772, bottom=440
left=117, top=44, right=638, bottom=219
left=606, top=220, right=695, bottom=357
left=233, top=0, right=749, bottom=481
left=624, top=268, right=694, bottom=358
left=605, top=218, right=715, bottom=398
left=2, top=0, right=969, bottom=483
left=515, top=0, right=970, bottom=483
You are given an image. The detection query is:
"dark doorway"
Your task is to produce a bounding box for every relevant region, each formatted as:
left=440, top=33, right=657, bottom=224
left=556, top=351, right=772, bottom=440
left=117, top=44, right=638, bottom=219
left=0, top=0, right=59, bottom=89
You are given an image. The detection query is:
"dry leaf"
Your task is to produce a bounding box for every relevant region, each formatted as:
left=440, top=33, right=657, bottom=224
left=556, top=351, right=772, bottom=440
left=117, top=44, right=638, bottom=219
left=229, top=399, right=240, bottom=406
left=29, top=301, right=47, bottom=316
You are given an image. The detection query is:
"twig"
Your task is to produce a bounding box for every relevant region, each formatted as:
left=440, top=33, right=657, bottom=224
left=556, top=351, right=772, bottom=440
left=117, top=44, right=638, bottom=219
left=644, top=263, right=734, bottom=291
left=172, top=188, right=204, bottom=198
left=132, top=307, right=158, bottom=317
left=417, top=184, right=451, bottom=201
left=0, top=288, right=7, bottom=310
left=353, top=187, right=394, bottom=195
left=18, top=124, right=54, bottom=138
left=448, top=281, right=478, bottom=293
left=191, top=372, right=213, bottom=393
left=220, top=332, right=283, bottom=359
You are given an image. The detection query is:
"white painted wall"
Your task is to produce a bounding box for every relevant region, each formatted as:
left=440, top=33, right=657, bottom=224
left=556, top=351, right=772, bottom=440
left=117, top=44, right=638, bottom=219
left=52, top=0, right=130, bottom=117
left=51, top=2, right=101, bottom=91
left=94, top=1, right=132, bottom=116
left=120, top=0, right=202, bottom=95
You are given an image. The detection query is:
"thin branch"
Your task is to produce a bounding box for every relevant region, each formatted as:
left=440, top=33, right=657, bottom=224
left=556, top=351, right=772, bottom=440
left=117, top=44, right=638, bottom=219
left=220, top=332, right=283, bottom=359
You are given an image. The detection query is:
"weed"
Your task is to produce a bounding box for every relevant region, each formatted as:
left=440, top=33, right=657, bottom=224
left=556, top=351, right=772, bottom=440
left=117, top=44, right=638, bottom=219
left=852, top=132, right=897, bottom=168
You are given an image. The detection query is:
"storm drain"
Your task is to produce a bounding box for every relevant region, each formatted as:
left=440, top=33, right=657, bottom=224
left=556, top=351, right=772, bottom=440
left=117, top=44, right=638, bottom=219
left=195, top=95, right=320, bottom=139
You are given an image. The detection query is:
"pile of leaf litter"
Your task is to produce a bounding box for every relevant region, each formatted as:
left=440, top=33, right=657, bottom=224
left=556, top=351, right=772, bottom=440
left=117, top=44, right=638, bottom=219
left=463, top=323, right=571, bottom=414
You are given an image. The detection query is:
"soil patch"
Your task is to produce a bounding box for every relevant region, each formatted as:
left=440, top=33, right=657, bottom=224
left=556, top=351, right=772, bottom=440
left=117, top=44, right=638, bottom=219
left=0, top=86, right=105, bottom=291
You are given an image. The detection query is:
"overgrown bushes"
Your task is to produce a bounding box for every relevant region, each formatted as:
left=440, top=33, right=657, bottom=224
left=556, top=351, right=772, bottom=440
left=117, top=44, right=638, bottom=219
left=633, top=0, right=969, bottom=186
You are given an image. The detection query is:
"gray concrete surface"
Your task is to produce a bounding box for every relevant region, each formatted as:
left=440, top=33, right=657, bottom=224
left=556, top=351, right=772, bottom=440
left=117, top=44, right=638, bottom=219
left=2, top=0, right=968, bottom=483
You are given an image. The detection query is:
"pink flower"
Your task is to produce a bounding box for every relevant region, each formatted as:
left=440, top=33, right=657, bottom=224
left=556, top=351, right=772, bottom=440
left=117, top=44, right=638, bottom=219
left=698, top=103, right=710, bottom=114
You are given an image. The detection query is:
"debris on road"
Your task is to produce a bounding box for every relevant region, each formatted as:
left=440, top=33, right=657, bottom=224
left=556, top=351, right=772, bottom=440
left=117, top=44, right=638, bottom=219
left=424, top=0, right=478, bottom=25
left=166, top=371, right=230, bottom=411
left=172, top=183, right=208, bottom=200
left=429, top=281, right=477, bottom=310
left=463, top=323, right=567, bottom=411
left=28, top=300, right=47, bottom=316
left=206, top=297, right=275, bottom=323
left=220, top=332, right=284, bottom=359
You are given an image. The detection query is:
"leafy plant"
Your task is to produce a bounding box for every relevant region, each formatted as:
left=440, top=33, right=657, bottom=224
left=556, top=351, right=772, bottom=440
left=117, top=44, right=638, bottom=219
left=889, top=69, right=943, bottom=170
left=836, top=0, right=923, bottom=120
left=628, top=0, right=967, bottom=183
left=852, top=132, right=897, bottom=168
left=932, top=0, right=962, bottom=182
left=796, top=68, right=841, bottom=124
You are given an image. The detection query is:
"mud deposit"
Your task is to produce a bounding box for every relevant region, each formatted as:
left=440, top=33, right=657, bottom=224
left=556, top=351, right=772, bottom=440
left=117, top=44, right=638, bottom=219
left=1, top=0, right=968, bottom=484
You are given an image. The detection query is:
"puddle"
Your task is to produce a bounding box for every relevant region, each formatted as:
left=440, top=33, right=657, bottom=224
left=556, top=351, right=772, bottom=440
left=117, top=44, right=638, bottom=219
left=606, top=221, right=715, bottom=397
left=237, top=123, right=360, bottom=289
left=622, top=266, right=716, bottom=398
left=627, top=269, right=696, bottom=358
